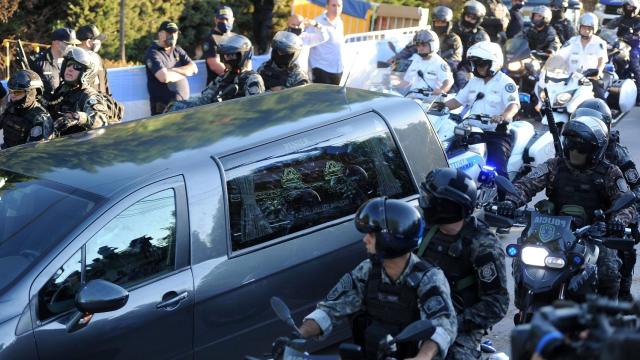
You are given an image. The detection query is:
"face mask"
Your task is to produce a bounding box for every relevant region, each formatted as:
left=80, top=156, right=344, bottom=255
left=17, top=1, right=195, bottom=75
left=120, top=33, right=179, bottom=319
left=165, top=35, right=177, bottom=47
left=288, top=27, right=302, bottom=36
left=624, top=6, right=636, bottom=18
left=512, top=3, right=523, bottom=11
left=433, top=25, right=448, bottom=35
left=91, top=40, right=102, bottom=53
left=551, top=9, right=563, bottom=20
left=217, top=22, right=231, bottom=34
left=532, top=17, right=546, bottom=28
left=568, top=150, right=589, bottom=168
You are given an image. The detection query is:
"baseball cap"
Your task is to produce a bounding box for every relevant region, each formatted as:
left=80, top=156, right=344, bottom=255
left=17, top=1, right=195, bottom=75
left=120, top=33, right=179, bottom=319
left=158, top=21, right=180, bottom=33
left=77, top=24, right=107, bottom=41
left=215, top=5, right=234, bottom=19
left=52, top=28, right=81, bottom=45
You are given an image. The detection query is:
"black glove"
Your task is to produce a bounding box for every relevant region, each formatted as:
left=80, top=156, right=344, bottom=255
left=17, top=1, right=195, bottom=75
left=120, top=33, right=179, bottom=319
left=54, top=113, right=78, bottom=132
left=271, top=337, right=290, bottom=360
left=497, top=201, right=517, bottom=218
left=607, top=220, right=626, bottom=237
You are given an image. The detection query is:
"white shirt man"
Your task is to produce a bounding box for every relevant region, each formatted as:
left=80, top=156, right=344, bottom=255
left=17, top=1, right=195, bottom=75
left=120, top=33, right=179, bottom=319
left=454, top=71, right=520, bottom=131
left=556, top=34, right=607, bottom=74
left=405, top=53, right=453, bottom=92
left=309, top=0, right=345, bottom=85
left=288, top=15, right=330, bottom=77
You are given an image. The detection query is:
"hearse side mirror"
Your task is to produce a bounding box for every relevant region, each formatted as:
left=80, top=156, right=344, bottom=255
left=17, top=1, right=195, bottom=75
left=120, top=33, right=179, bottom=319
left=66, top=279, right=129, bottom=333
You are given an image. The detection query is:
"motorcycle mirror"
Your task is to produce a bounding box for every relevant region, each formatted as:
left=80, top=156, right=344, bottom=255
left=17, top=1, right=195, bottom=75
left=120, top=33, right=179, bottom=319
left=393, top=320, right=435, bottom=343
left=387, top=41, right=397, bottom=54
left=495, top=176, right=518, bottom=196
left=377, top=61, right=391, bottom=69
left=605, top=192, right=636, bottom=215
left=270, top=297, right=299, bottom=333
left=603, top=238, right=635, bottom=251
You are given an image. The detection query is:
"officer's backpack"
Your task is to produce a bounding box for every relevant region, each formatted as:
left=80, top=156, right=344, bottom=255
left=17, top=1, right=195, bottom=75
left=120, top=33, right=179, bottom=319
left=97, top=92, right=124, bottom=125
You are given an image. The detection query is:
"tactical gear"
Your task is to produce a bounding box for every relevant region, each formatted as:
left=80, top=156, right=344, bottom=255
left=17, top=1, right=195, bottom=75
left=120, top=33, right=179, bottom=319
left=551, top=17, right=575, bottom=44
left=574, top=99, right=613, bottom=129
left=271, top=31, right=303, bottom=68
left=467, top=40, right=503, bottom=77
left=219, top=34, right=253, bottom=71
left=419, top=218, right=485, bottom=314
left=258, top=60, right=308, bottom=90
left=531, top=6, right=552, bottom=27
left=462, top=0, right=487, bottom=29
left=413, top=29, right=440, bottom=56
left=420, top=168, right=477, bottom=222
left=439, top=32, right=463, bottom=63
left=8, top=70, right=44, bottom=110
left=548, top=160, right=609, bottom=226
left=432, top=6, right=454, bottom=35
left=561, top=116, right=609, bottom=169
left=1, top=104, right=52, bottom=148
left=362, top=260, right=429, bottom=359
left=623, top=0, right=640, bottom=17
left=355, top=197, right=425, bottom=259
left=61, top=47, right=98, bottom=88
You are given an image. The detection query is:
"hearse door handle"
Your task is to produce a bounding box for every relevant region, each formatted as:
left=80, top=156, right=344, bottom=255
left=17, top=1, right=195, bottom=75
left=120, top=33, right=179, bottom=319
left=156, top=291, right=189, bottom=310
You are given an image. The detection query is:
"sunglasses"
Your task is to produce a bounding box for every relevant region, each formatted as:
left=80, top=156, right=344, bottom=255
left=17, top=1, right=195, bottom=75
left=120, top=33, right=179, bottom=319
left=9, top=89, right=26, bottom=96
left=67, top=61, right=85, bottom=71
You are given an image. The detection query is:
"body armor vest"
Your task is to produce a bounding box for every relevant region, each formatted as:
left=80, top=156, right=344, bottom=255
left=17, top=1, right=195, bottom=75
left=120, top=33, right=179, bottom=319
left=439, top=33, right=462, bottom=63
left=260, top=62, right=290, bottom=90
left=548, top=161, right=608, bottom=225
left=361, top=260, right=430, bottom=359
left=421, top=219, right=481, bottom=313
left=1, top=105, right=47, bottom=148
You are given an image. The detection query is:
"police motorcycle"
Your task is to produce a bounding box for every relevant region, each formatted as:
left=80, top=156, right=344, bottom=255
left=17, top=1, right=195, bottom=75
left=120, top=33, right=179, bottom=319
left=245, top=297, right=437, bottom=360
left=503, top=33, right=545, bottom=119
left=367, top=42, right=413, bottom=96
left=600, top=28, right=632, bottom=81
left=484, top=178, right=637, bottom=324
left=598, top=30, right=638, bottom=124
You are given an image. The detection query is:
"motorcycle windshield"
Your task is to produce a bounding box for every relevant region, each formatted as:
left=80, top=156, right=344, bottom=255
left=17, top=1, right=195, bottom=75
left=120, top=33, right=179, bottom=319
left=505, top=34, right=531, bottom=63
left=542, top=55, right=570, bottom=81
left=523, top=212, right=575, bottom=253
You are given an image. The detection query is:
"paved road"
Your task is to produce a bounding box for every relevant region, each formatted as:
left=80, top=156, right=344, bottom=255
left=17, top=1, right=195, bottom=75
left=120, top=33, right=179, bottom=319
left=485, top=106, right=640, bottom=356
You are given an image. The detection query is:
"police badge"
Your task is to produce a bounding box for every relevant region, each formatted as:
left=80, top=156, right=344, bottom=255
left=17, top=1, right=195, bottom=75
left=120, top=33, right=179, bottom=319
left=538, top=224, right=556, bottom=243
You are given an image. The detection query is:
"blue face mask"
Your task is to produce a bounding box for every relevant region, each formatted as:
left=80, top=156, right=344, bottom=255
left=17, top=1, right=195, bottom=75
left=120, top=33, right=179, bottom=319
left=217, top=21, right=231, bottom=34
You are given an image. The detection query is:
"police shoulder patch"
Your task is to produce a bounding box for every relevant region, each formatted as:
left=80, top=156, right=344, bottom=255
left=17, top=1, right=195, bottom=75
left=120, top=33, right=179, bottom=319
left=30, top=126, right=43, bottom=138
left=617, top=177, right=630, bottom=192
left=326, top=273, right=353, bottom=301
left=478, top=263, right=498, bottom=283
left=424, top=295, right=446, bottom=317
left=625, top=169, right=640, bottom=184
left=505, top=83, right=517, bottom=93
left=440, top=63, right=448, bottom=72
left=88, top=98, right=98, bottom=105
left=146, top=59, right=153, bottom=69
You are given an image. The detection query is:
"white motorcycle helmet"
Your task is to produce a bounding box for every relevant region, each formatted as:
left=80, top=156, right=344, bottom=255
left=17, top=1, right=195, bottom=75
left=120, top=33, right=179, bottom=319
left=467, top=41, right=503, bottom=78
left=578, top=12, right=599, bottom=34
left=624, top=0, right=640, bottom=17
left=413, top=29, right=440, bottom=56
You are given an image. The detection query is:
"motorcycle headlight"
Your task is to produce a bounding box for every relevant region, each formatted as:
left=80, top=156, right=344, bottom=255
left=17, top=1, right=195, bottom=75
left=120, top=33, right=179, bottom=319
left=544, top=256, right=566, bottom=269
left=507, top=61, right=522, bottom=72
left=521, top=246, right=549, bottom=267
left=555, top=92, right=573, bottom=105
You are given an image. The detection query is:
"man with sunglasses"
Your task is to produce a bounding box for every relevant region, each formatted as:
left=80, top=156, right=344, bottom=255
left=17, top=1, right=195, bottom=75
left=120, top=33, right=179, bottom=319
left=258, top=31, right=309, bottom=91
left=31, top=28, right=81, bottom=102
left=452, top=1, right=490, bottom=89
left=0, top=70, right=53, bottom=148
left=166, top=35, right=264, bottom=112
left=444, top=41, right=519, bottom=181
left=497, top=116, right=636, bottom=307
left=418, top=168, right=508, bottom=360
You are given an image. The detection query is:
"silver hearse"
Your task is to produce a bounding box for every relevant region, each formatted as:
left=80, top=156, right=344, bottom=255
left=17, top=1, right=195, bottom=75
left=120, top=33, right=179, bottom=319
left=0, top=84, right=447, bottom=359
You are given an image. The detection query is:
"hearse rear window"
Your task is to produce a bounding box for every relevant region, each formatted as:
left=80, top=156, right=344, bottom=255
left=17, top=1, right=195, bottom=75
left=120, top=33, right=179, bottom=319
left=223, top=113, right=416, bottom=251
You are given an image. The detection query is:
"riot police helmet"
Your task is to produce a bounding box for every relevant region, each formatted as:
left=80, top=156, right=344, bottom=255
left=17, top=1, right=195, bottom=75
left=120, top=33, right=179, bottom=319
left=61, top=47, right=97, bottom=87
left=219, top=34, right=253, bottom=71
left=271, top=31, right=303, bottom=68
left=623, top=0, right=640, bottom=17
left=8, top=69, right=44, bottom=109
left=413, top=29, right=440, bottom=56
left=355, top=197, right=425, bottom=259
left=549, top=0, right=569, bottom=10
left=561, top=115, right=609, bottom=169
left=432, top=6, right=454, bottom=34
left=531, top=5, right=552, bottom=27
left=467, top=41, right=503, bottom=78
left=462, top=0, right=487, bottom=29
left=573, top=99, right=613, bottom=129
left=419, top=168, right=477, bottom=225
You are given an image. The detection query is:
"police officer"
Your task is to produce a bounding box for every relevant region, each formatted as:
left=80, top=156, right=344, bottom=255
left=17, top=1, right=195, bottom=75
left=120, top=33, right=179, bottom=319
left=77, top=24, right=110, bottom=95
left=499, top=116, right=637, bottom=303
left=0, top=70, right=53, bottom=148
left=606, top=0, right=640, bottom=40
left=168, top=35, right=264, bottom=111
left=298, top=197, right=457, bottom=360
left=203, top=6, right=236, bottom=85
left=445, top=41, right=520, bottom=180
left=506, top=0, right=525, bottom=40
left=404, top=30, right=453, bottom=95
left=31, top=28, right=81, bottom=102
left=526, top=6, right=561, bottom=57
left=570, top=99, right=640, bottom=301
left=418, top=168, right=509, bottom=360
left=257, top=31, right=309, bottom=91
left=453, top=1, right=491, bottom=89
left=49, top=48, right=112, bottom=136
left=557, top=13, right=608, bottom=100
left=607, top=0, right=640, bottom=99
left=550, top=0, right=576, bottom=45
left=478, top=0, right=510, bottom=43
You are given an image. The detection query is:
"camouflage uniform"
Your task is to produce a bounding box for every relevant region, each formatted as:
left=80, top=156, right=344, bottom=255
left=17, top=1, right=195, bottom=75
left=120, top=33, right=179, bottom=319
left=257, top=59, right=309, bottom=91
left=49, top=84, right=112, bottom=136
left=0, top=103, right=53, bottom=148
left=169, top=70, right=265, bottom=112
left=606, top=131, right=640, bottom=299
left=506, top=157, right=637, bottom=301
left=304, top=253, right=457, bottom=360
left=420, top=217, right=509, bottom=360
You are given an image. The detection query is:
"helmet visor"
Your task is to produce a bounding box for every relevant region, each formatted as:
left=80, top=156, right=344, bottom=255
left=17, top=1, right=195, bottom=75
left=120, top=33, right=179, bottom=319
left=563, top=135, right=597, bottom=155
